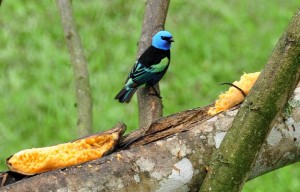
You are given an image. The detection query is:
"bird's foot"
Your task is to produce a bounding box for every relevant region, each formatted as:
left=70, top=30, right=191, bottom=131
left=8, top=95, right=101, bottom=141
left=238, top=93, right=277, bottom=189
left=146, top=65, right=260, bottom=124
left=148, top=92, right=162, bottom=99
left=147, top=86, right=164, bottom=108
left=148, top=86, right=162, bottom=99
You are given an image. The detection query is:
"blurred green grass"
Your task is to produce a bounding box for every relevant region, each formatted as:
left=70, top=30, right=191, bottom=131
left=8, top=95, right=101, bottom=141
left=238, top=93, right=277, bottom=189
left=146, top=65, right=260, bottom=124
left=0, top=0, right=299, bottom=191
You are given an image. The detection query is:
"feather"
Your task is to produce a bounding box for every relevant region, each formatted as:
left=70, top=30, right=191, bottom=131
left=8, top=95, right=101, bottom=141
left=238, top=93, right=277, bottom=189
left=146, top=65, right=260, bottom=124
left=114, top=88, right=138, bottom=103
left=115, top=30, right=174, bottom=103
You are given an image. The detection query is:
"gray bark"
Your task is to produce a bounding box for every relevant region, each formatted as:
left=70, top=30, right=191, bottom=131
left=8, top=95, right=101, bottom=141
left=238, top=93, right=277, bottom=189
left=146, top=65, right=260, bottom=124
left=56, top=0, right=93, bottom=136
left=200, top=8, right=300, bottom=192
left=1, top=86, right=300, bottom=191
left=137, top=0, right=170, bottom=129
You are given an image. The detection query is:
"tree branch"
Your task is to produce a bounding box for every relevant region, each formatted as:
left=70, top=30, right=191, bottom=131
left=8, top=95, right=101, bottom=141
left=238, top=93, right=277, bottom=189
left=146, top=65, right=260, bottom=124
left=200, top=8, right=300, bottom=192
left=137, top=0, right=170, bottom=129
left=2, top=85, right=300, bottom=191
left=56, top=0, right=93, bottom=136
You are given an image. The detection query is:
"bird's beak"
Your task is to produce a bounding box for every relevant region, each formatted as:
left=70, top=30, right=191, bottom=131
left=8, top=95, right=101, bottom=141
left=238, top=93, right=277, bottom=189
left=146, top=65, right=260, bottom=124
left=169, top=37, right=174, bottom=42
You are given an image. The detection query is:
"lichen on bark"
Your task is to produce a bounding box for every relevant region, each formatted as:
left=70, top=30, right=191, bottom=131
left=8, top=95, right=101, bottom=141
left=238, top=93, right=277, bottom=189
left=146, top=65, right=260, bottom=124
left=200, top=8, right=300, bottom=192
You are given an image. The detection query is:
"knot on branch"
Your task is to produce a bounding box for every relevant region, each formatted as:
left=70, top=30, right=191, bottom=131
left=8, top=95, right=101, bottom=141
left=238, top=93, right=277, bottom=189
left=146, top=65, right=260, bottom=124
left=66, top=31, right=73, bottom=40
left=284, top=36, right=297, bottom=52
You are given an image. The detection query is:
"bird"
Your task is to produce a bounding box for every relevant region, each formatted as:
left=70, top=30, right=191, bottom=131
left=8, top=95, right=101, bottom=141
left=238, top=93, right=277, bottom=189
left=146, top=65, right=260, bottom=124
left=115, top=30, right=174, bottom=103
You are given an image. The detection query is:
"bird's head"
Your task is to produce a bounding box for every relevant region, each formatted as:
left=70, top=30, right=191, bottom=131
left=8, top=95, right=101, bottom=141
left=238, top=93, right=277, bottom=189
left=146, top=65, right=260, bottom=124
left=152, top=30, right=174, bottom=51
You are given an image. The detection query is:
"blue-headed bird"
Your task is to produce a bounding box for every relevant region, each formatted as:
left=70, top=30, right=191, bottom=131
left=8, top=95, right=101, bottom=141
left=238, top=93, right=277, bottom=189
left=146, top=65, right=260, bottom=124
left=115, top=30, right=174, bottom=103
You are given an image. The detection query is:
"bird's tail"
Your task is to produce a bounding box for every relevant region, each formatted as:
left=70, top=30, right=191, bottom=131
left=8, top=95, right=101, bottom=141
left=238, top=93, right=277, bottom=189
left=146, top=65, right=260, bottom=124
left=114, top=87, right=137, bottom=103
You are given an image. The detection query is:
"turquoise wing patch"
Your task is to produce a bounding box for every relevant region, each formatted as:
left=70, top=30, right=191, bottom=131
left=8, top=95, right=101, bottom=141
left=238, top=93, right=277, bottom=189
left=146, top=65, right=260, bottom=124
left=130, top=57, right=169, bottom=84
left=146, top=57, right=169, bottom=73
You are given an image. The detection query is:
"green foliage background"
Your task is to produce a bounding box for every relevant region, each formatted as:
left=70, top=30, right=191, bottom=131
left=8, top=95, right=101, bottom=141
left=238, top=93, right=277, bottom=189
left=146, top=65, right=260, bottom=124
left=0, top=1, right=299, bottom=191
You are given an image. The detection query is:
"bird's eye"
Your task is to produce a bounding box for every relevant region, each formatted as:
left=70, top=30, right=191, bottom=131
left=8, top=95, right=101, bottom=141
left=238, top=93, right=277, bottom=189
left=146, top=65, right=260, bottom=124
left=161, top=36, right=169, bottom=41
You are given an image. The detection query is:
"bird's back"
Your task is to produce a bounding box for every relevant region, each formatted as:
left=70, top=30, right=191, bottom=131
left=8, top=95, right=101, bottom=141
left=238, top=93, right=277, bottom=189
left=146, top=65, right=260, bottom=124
left=138, top=46, right=170, bottom=68
left=134, top=46, right=170, bottom=86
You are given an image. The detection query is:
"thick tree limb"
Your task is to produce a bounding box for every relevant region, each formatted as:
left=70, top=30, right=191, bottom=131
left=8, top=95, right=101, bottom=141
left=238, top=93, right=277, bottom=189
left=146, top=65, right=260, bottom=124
left=1, top=86, right=300, bottom=191
left=137, top=0, right=170, bottom=129
left=200, top=8, right=300, bottom=192
left=56, top=0, right=93, bottom=136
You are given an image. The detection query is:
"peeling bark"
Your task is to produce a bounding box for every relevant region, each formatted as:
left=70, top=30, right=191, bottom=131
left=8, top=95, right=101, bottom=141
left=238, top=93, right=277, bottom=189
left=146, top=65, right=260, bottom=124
left=1, top=86, right=300, bottom=191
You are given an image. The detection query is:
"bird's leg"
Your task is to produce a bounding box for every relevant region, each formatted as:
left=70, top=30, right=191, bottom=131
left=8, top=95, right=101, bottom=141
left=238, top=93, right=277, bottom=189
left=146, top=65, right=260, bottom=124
left=147, top=85, right=162, bottom=99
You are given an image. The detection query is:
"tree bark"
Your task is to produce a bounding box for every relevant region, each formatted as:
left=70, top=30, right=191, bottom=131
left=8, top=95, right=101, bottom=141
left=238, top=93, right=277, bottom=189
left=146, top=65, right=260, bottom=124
left=137, top=0, right=170, bottom=129
left=200, top=8, right=300, bottom=192
left=1, top=85, right=300, bottom=191
left=56, top=0, right=93, bottom=136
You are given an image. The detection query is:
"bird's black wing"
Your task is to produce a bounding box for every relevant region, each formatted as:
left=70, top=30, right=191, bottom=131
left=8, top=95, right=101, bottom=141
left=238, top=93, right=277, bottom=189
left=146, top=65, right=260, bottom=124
left=125, top=46, right=170, bottom=87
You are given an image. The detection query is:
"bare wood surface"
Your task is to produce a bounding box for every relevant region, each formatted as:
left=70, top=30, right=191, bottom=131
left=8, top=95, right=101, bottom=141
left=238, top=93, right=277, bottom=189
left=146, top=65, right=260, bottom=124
left=1, top=86, right=300, bottom=191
